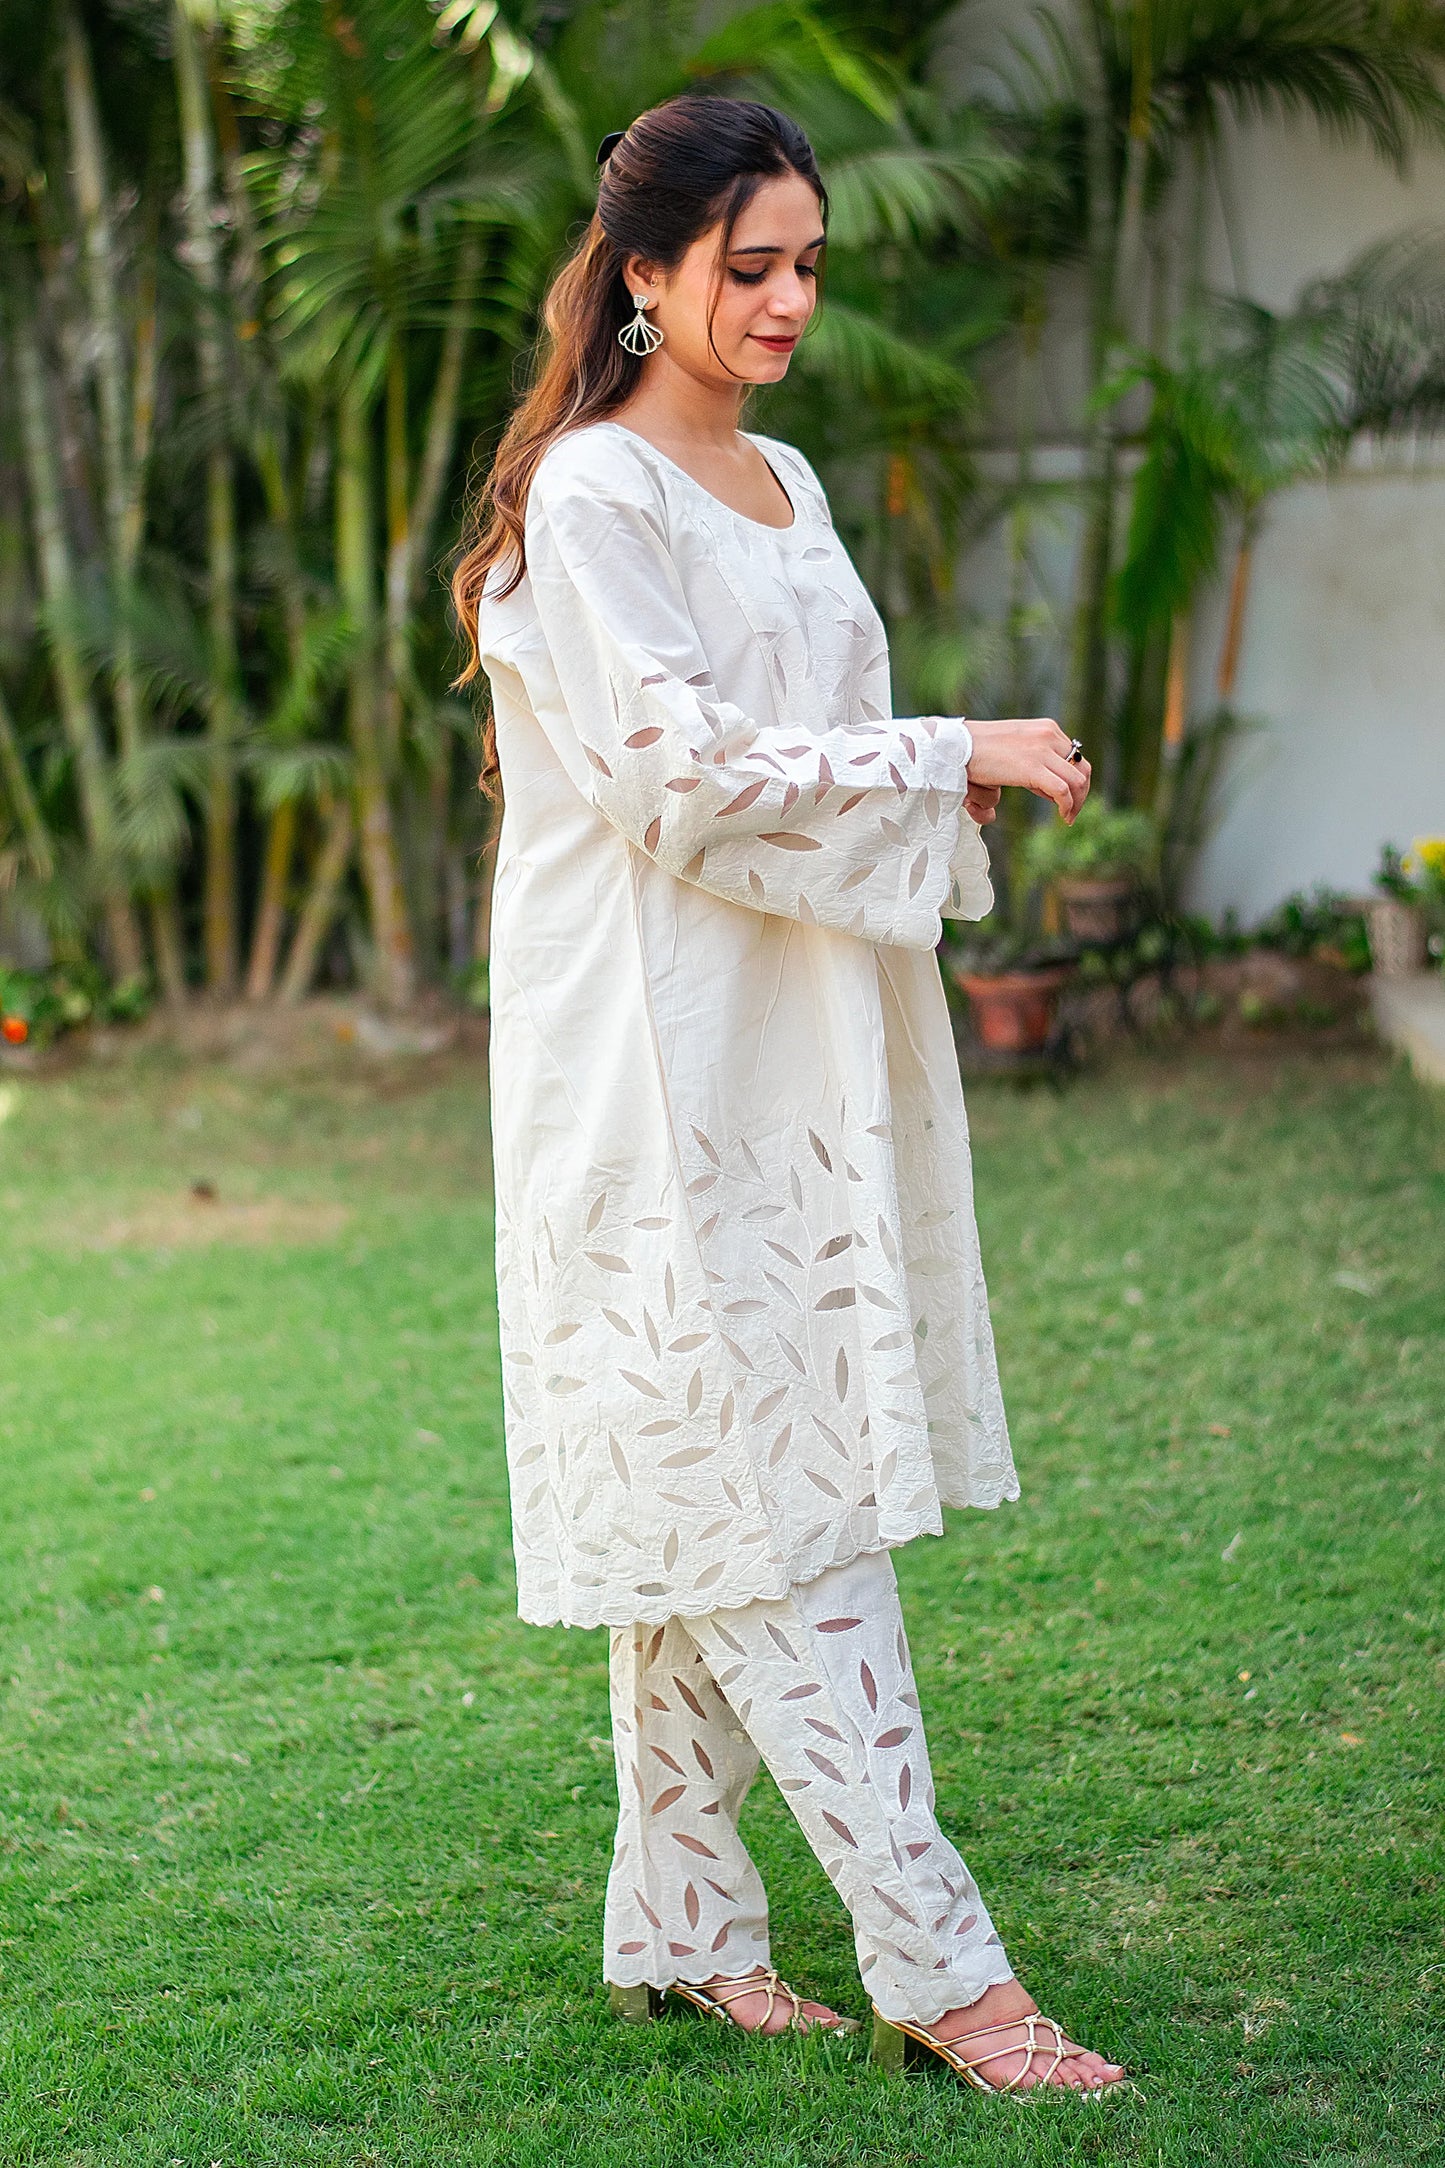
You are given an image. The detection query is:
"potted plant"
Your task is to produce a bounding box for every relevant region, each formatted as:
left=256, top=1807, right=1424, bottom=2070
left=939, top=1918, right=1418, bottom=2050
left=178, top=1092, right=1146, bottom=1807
left=1365, top=844, right=1429, bottom=977
left=1022, top=797, right=1159, bottom=943
left=943, top=928, right=1075, bottom=1055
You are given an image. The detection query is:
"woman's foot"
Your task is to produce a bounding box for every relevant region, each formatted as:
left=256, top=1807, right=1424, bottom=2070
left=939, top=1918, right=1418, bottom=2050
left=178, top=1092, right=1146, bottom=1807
left=687, top=1966, right=851, bottom=2035
left=925, top=1977, right=1125, bottom=2092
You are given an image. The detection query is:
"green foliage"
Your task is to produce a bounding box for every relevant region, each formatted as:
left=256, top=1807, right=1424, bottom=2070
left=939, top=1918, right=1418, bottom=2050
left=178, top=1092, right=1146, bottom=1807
left=1023, top=796, right=1159, bottom=883
left=0, top=960, right=152, bottom=1045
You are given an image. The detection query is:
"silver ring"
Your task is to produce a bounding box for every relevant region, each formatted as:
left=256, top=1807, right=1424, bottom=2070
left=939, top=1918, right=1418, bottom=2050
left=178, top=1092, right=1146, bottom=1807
left=1066, top=738, right=1085, bottom=764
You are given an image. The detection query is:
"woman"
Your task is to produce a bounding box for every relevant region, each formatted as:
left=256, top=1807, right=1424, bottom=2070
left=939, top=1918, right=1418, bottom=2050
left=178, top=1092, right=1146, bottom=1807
left=453, top=95, right=1125, bottom=2096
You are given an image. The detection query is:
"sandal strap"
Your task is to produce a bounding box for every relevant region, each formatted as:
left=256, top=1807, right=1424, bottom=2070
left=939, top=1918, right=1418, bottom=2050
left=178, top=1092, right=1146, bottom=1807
left=701, top=1969, right=798, bottom=2028
left=904, top=2011, right=1070, bottom=2094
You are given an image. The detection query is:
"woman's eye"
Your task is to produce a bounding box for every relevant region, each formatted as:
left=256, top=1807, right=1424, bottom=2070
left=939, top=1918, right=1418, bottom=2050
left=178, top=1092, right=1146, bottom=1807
left=729, top=268, right=766, bottom=286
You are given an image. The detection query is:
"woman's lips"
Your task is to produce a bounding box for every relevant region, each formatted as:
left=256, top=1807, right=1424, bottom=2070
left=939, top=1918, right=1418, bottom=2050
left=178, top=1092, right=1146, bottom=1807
left=750, top=334, right=798, bottom=352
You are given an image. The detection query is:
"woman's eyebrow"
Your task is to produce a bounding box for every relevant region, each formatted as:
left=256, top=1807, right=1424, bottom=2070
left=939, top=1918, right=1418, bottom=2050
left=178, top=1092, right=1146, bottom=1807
left=729, top=235, right=827, bottom=258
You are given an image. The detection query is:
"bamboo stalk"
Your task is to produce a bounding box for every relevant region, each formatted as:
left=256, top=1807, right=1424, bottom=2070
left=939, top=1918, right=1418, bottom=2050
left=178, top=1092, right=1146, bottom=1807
left=12, top=304, right=145, bottom=980
left=337, top=379, right=415, bottom=1011
left=277, top=796, right=354, bottom=1005
left=174, top=0, right=242, bottom=998
left=0, top=680, right=55, bottom=881
left=245, top=797, right=298, bottom=1002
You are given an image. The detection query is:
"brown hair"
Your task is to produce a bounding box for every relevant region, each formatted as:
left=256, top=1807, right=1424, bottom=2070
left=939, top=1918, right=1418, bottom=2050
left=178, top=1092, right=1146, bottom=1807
left=451, top=94, right=825, bottom=797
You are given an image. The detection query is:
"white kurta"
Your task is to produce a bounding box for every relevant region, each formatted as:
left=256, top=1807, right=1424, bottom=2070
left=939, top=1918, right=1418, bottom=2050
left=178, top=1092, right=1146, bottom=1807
left=478, top=421, right=1018, bottom=1631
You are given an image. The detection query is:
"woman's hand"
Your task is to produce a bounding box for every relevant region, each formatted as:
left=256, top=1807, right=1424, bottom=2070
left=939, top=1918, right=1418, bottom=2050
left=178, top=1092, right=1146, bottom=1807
left=964, top=781, right=1001, bottom=826
left=965, top=718, right=1091, bottom=823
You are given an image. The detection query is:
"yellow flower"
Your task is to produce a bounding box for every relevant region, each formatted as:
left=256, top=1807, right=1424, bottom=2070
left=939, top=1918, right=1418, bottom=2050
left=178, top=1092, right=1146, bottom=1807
left=1405, top=837, right=1445, bottom=881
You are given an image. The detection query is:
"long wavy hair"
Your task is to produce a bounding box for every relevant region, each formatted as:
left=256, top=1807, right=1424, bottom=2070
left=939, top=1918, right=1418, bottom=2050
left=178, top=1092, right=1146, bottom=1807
left=451, top=94, right=826, bottom=799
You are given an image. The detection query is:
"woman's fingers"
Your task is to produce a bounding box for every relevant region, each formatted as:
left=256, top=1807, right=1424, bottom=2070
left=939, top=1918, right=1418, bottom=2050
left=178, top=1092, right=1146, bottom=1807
left=964, top=782, right=1001, bottom=825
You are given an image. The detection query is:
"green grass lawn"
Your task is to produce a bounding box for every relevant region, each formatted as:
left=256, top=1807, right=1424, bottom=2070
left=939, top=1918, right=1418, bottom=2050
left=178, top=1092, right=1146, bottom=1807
left=0, top=1040, right=1441, bottom=2166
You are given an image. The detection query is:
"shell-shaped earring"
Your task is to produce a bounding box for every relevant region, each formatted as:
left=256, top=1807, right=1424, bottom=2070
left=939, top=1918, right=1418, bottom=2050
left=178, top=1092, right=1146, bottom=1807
left=618, top=290, right=664, bottom=357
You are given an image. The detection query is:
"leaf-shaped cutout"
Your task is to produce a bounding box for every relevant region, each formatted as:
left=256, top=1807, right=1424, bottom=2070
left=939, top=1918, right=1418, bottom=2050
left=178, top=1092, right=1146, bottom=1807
left=609, top=1436, right=631, bottom=1488
left=643, top=815, right=662, bottom=853
left=694, top=1560, right=727, bottom=1589
left=899, top=1764, right=912, bottom=1811
left=764, top=1239, right=803, bottom=1268
left=718, top=1388, right=735, bottom=1437
left=672, top=1834, right=719, bottom=1859
left=907, top=847, right=929, bottom=898
left=583, top=746, right=613, bottom=777
left=585, top=1251, right=631, bottom=1273
left=544, top=1375, right=587, bottom=1393
left=835, top=1347, right=849, bottom=1400
left=601, top=1307, right=635, bottom=1336
left=669, top=1331, right=708, bottom=1351
left=808, top=1130, right=833, bottom=1171
left=664, top=1263, right=676, bottom=1315
left=658, top=1446, right=712, bottom=1468
left=747, top=869, right=766, bottom=903
left=666, top=775, right=702, bottom=792
left=542, top=1322, right=583, bottom=1344
left=686, top=1368, right=703, bottom=1415
left=691, top=1126, right=721, bottom=1167
left=816, top=1232, right=851, bottom=1259
left=638, top=1419, right=682, bottom=1436
left=767, top=1423, right=793, bottom=1466
left=759, top=831, right=822, bottom=850
left=682, top=848, right=707, bottom=880
left=662, top=1529, right=680, bottom=1572
left=650, top=1784, right=686, bottom=1814
left=684, top=1883, right=700, bottom=1927
left=625, top=726, right=664, bottom=747
left=619, top=1369, right=665, bottom=1399
left=753, top=1385, right=788, bottom=1422
left=715, top=778, right=768, bottom=817
left=805, top=1749, right=846, bottom=1783
left=815, top=1287, right=857, bottom=1310
left=805, top=1470, right=842, bottom=1498
left=585, top=1192, right=607, bottom=1233
left=822, top=1811, right=858, bottom=1847
left=875, top=1726, right=914, bottom=1749
left=776, top=1332, right=807, bottom=1375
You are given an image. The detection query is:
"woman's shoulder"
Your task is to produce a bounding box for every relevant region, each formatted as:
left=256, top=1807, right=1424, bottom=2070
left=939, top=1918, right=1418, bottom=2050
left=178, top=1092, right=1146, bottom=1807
left=531, top=420, right=670, bottom=515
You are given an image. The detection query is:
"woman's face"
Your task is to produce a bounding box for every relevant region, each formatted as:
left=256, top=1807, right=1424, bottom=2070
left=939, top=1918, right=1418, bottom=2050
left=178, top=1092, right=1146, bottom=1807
left=629, top=171, right=824, bottom=389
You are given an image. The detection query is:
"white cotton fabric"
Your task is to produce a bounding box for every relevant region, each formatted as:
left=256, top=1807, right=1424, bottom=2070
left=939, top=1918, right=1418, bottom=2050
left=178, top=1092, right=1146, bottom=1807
left=478, top=420, right=1018, bottom=1631
left=605, top=1548, right=1015, bottom=2024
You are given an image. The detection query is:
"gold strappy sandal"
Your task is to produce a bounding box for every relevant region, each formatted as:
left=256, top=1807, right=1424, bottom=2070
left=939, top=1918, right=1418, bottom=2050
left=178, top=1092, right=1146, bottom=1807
left=870, top=2008, right=1124, bottom=2095
left=609, top=1969, right=858, bottom=2035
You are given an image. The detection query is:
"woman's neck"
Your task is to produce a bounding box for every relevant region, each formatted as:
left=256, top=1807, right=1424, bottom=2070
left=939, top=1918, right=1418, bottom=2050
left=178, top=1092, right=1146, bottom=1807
left=614, top=354, right=746, bottom=456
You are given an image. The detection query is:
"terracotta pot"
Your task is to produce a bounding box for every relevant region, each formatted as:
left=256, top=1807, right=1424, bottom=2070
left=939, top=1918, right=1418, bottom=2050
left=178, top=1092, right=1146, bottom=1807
left=1057, top=874, right=1134, bottom=944
left=1365, top=897, right=1427, bottom=978
left=955, top=966, right=1072, bottom=1053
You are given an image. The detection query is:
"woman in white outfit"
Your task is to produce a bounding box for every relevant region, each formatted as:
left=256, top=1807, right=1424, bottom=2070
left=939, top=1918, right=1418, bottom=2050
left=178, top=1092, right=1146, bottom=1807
left=453, top=94, right=1126, bottom=2096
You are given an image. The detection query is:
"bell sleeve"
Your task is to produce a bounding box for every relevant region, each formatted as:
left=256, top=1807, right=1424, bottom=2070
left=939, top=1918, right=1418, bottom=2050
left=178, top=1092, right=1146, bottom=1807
left=518, top=438, right=992, bottom=952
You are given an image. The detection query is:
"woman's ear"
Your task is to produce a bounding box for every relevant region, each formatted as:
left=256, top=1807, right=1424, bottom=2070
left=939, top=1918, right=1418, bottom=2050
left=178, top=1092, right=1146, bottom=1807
left=622, top=252, right=662, bottom=298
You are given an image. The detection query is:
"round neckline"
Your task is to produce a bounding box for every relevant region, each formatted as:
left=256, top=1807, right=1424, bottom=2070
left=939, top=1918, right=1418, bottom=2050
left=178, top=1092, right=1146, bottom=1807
left=594, top=420, right=803, bottom=536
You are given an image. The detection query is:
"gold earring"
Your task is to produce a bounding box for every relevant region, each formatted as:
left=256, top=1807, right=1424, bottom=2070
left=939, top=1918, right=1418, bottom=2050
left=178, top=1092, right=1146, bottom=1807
left=618, top=291, right=663, bottom=357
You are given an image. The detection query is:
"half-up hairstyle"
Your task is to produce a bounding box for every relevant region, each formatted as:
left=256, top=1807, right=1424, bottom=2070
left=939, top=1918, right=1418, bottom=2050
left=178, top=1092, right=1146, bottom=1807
left=451, top=94, right=826, bottom=797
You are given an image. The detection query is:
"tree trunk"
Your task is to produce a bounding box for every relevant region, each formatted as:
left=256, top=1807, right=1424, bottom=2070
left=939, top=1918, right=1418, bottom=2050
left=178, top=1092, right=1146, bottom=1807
left=12, top=306, right=144, bottom=979
left=1216, top=519, right=1256, bottom=701
left=277, top=797, right=354, bottom=1005
left=337, top=379, right=415, bottom=1010
left=174, top=0, right=241, bottom=998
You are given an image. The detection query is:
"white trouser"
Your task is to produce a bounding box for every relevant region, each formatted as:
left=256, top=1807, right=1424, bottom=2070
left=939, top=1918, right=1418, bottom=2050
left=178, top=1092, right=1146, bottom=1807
left=604, top=1548, right=1016, bottom=2025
